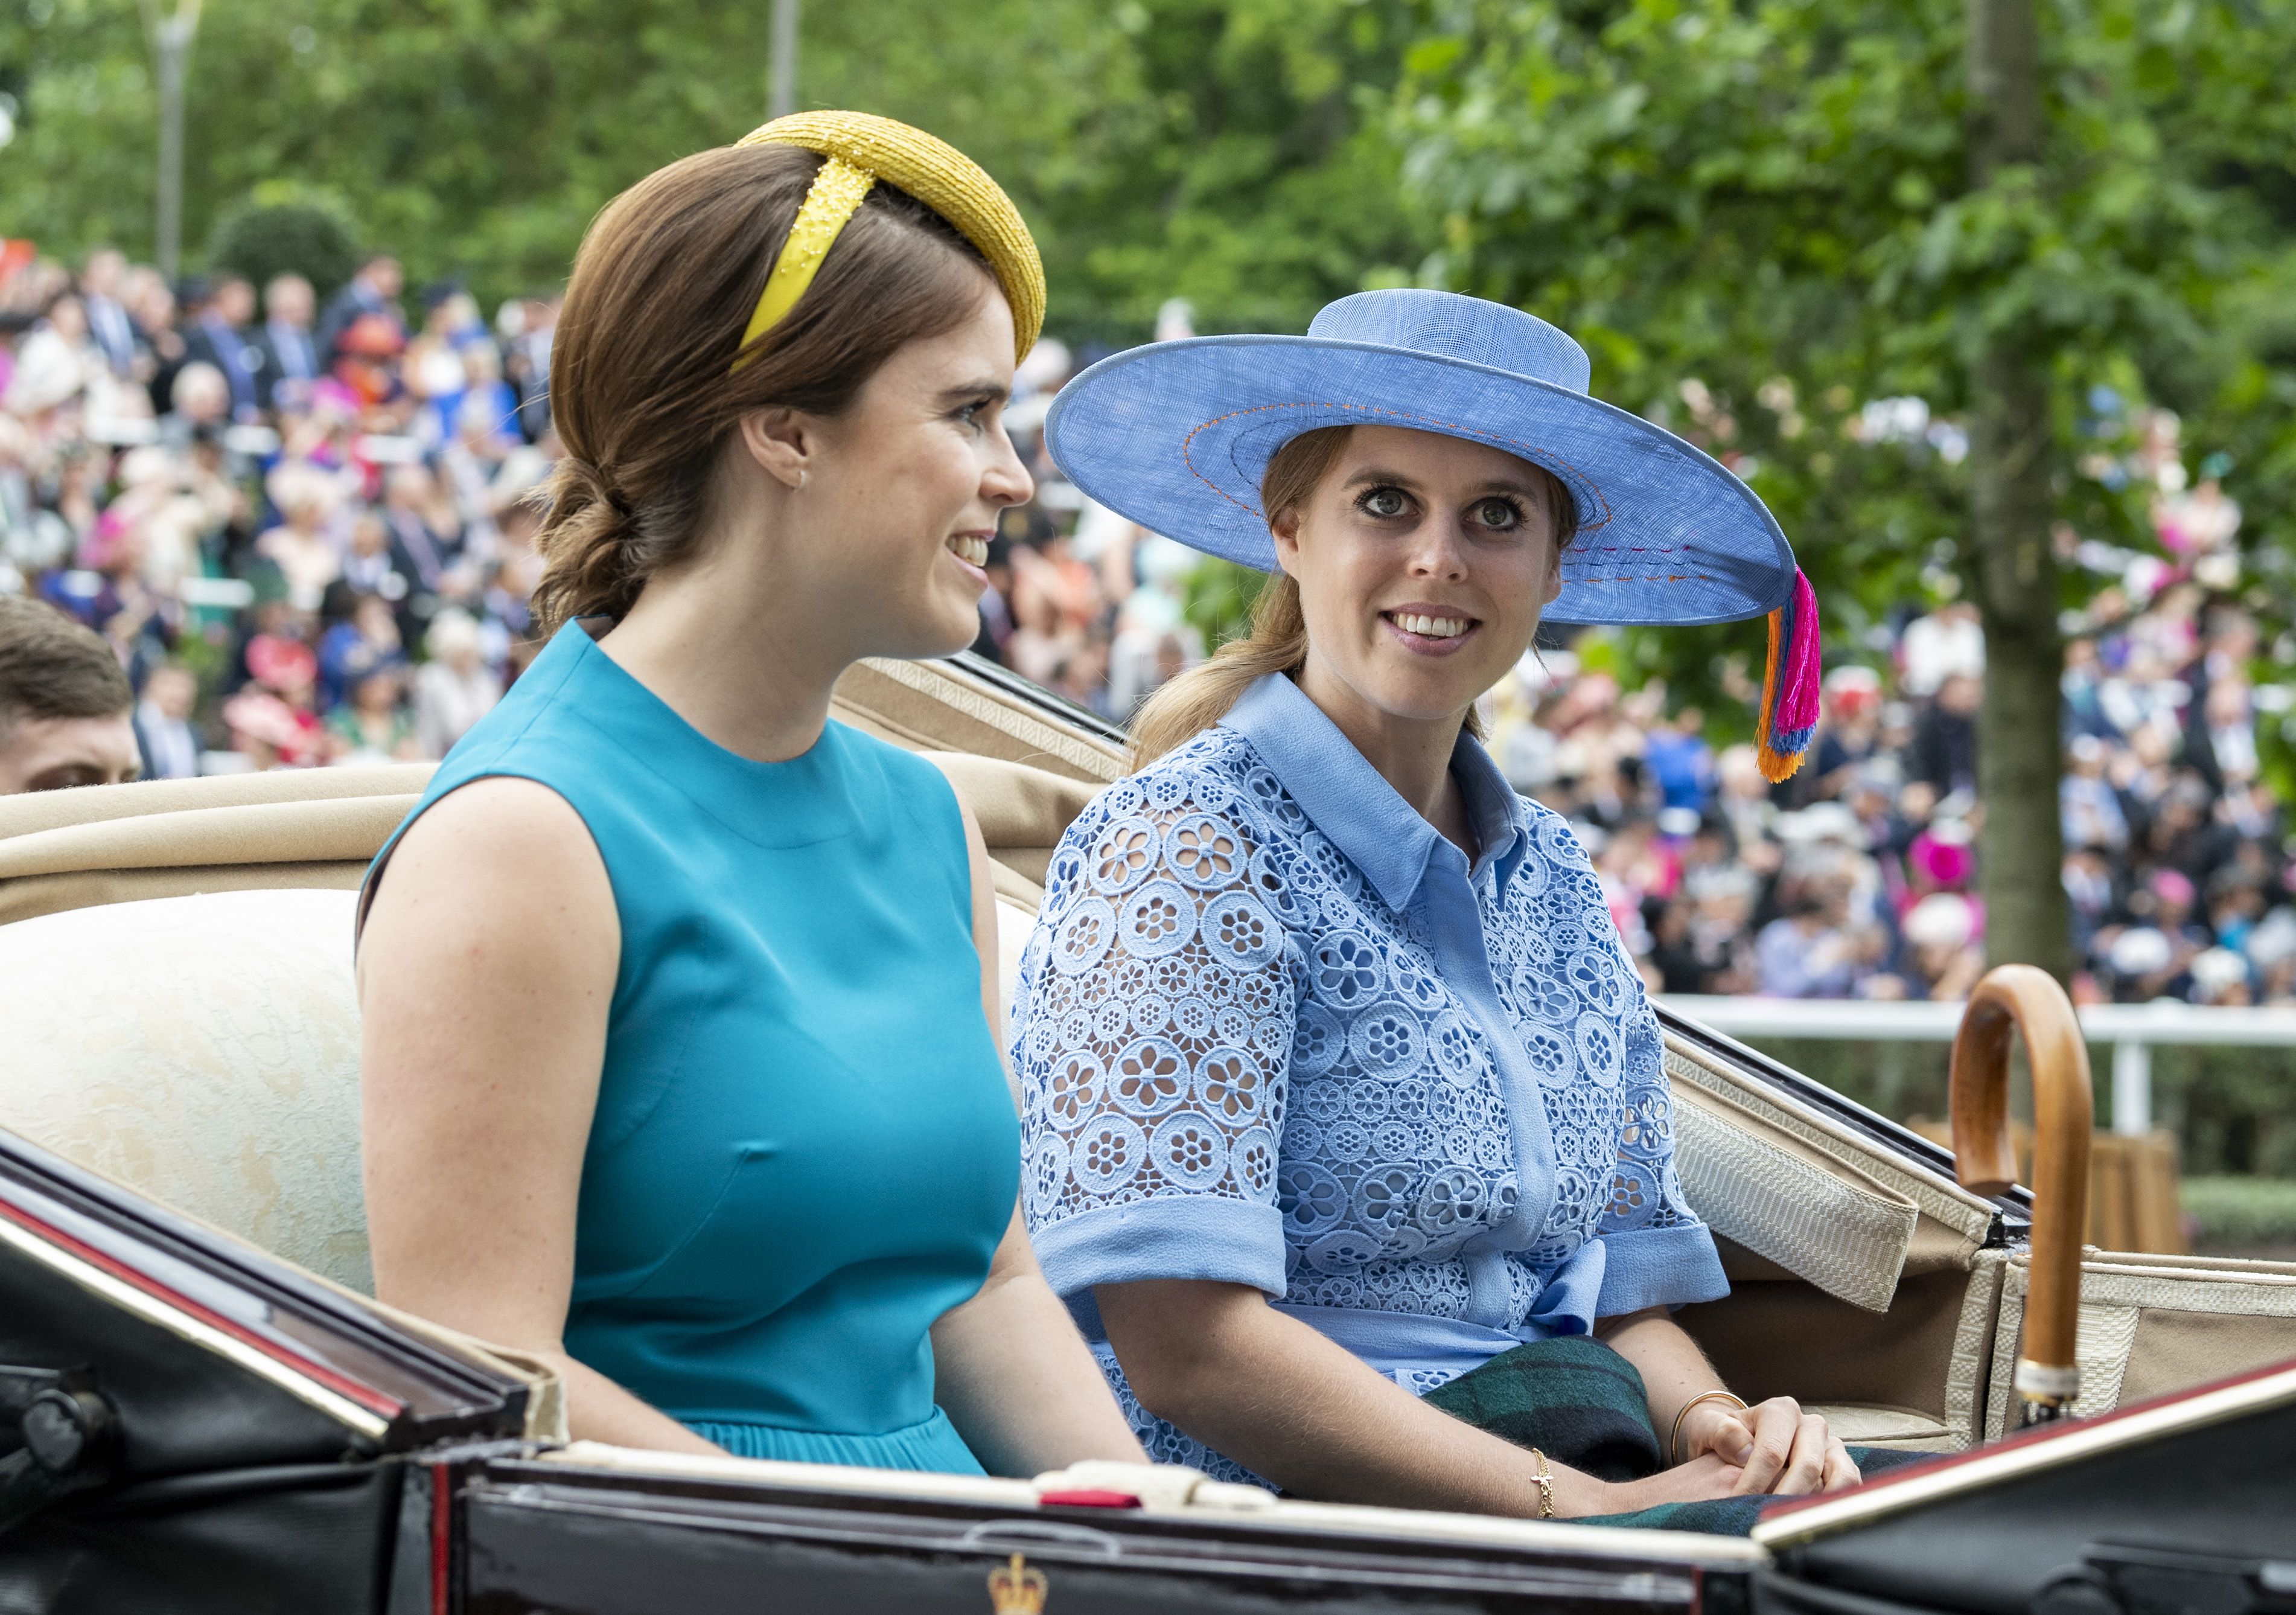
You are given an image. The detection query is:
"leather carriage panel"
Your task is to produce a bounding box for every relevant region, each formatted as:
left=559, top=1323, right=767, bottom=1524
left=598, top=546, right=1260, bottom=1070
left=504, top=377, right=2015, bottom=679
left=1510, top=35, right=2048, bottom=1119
left=0, top=761, right=433, bottom=843
left=919, top=749, right=1095, bottom=897
left=834, top=657, right=1126, bottom=785
left=1679, top=1255, right=2005, bottom=1448
left=1984, top=1254, right=2296, bottom=1435
left=1673, top=1080, right=1918, bottom=1314
left=1664, top=1035, right=1994, bottom=1276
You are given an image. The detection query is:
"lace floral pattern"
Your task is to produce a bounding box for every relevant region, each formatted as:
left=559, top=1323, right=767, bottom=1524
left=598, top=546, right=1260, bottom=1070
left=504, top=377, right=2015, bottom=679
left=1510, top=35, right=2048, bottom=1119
left=1013, top=715, right=1712, bottom=1467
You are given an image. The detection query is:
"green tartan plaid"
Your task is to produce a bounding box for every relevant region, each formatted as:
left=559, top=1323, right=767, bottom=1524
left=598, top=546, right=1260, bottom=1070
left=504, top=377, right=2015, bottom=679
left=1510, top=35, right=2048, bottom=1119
left=1420, top=1335, right=1927, bottom=1536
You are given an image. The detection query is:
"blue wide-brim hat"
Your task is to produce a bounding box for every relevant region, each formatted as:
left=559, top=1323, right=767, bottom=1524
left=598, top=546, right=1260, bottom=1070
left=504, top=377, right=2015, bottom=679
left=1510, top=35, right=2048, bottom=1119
left=1045, top=288, right=1795, bottom=628
left=1044, top=288, right=1821, bottom=776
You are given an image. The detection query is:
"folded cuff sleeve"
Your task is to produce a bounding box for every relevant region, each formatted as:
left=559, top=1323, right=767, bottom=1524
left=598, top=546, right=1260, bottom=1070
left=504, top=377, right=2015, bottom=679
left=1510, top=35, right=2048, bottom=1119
left=1032, top=1195, right=1289, bottom=1307
left=1592, top=1222, right=1730, bottom=1319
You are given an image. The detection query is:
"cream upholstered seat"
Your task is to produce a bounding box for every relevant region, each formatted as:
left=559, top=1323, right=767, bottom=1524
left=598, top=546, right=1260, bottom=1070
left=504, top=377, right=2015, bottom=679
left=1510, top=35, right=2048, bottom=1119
left=0, top=886, right=374, bottom=1291
left=0, top=880, right=1044, bottom=1300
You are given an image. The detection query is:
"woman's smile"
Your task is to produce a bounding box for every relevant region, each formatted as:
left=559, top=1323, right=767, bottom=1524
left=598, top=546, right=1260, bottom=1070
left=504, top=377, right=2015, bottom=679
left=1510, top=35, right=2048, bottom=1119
left=1380, top=603, right=1482, bottom=656
left=944, top=529, right=993, bottom=589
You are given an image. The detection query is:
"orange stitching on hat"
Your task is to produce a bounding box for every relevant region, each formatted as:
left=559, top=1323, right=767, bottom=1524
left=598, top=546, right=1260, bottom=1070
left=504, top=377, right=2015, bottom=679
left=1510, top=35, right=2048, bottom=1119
left=1179, top=401, right=1619, bottom=536
left=1557, top=573, right=1716, bottom=583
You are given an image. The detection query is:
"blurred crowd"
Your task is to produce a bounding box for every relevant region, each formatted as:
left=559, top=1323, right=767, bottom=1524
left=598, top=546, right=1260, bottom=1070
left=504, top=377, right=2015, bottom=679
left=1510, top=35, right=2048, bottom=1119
left=1484, top=587, right=2292, bottom=1009
left=4, top=257, right=2288, bottom=1006
left=966, top=301, right=1211, bottom=722
left=1, top=242, right=557, bottom=775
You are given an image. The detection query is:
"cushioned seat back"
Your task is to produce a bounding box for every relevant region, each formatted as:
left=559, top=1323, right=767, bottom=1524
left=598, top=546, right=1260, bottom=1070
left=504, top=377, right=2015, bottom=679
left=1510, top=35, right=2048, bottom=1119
left=0, top=887, right=373, bottom=1292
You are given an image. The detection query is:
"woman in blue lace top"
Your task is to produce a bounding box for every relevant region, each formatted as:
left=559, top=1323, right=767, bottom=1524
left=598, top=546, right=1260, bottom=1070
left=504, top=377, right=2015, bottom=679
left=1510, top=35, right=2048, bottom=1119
left=1011, top=290, right=1864, bottom=1524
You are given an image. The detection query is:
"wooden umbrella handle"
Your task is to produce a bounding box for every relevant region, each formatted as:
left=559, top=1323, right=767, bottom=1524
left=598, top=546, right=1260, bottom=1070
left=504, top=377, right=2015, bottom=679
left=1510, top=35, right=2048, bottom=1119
left=1949, top=965, right=2093, bottom=1424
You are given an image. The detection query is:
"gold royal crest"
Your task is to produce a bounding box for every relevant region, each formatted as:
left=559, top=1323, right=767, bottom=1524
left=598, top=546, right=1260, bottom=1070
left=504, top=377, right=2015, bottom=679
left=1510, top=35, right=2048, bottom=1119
left=986, top=1552, right=1048, bottom=1614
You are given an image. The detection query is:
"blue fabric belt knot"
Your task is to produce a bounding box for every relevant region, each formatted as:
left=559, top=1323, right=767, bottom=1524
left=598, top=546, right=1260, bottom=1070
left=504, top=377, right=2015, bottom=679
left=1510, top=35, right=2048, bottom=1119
left=1277, top=1239, right=1609, bottom=1389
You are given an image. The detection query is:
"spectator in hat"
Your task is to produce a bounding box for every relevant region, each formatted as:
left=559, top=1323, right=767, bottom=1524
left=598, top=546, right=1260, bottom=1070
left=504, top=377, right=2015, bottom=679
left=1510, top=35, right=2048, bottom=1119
left=1809, top=667, right=1883, bottom=799
left=328, top=660, right=419, bottom=763
left=1892, top=892, right=1985, bottom=1002
left=317, top=591, right=406, bottom=711
left=240, top=631, right=325, bottom=766
left=255, top=464, right=348, bottom=611
left=318, top=253, right=406, bottom=366
left=2, top=293, right=96, bottom=418
left=411, top=606, right=500, bottom=759
left=0, top=594, right=139, bottom=793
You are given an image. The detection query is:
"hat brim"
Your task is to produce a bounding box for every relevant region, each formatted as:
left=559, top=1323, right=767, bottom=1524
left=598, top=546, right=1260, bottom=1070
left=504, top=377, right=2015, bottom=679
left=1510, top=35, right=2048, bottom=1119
left=1044, top=334, right=1795, bottom=627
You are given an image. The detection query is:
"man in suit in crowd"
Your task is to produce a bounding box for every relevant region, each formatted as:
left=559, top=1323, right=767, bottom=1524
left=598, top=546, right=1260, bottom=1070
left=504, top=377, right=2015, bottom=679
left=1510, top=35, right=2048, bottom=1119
left=133, top=662, right=202, bottom=781
left=77, top=247, right=141, bottom=379
left=252, top=274, right=320, bottom=412
left=180, top=277, right=264, bottom=423
left=317, top=254, right=405, bottom=368
left=0, top=596, right=141, bottom=795
left=377, top=465, right=479, bottom=634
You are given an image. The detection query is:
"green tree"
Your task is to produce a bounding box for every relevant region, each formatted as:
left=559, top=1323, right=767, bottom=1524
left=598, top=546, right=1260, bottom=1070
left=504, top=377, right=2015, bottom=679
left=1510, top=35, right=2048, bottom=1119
left=1395, top=0, right=2296, bottom=979
left=203, top=181, right=363, bottom=294
left=0, top=0, right=1417, bottom=334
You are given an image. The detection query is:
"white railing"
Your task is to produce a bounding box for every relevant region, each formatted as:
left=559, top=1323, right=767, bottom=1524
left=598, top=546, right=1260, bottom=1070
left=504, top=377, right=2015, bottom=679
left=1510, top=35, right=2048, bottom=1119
left=1657, top=996, right=2296, bottom=1138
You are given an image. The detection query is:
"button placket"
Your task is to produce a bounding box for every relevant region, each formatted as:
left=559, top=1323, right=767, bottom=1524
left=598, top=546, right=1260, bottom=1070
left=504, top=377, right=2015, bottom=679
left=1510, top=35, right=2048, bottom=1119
left=1416, top=846, right=1557, bottom=1330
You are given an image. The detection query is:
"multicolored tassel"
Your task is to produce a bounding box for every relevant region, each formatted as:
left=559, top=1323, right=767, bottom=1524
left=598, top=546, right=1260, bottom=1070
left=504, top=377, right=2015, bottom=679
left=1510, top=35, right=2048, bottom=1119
left=1755, top=569, right=1822, bottom=783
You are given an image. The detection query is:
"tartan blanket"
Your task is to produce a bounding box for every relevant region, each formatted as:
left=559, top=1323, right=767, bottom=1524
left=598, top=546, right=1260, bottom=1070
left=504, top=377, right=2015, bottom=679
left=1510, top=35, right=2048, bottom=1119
left=1420, top=1336, right=1928, bottom=1536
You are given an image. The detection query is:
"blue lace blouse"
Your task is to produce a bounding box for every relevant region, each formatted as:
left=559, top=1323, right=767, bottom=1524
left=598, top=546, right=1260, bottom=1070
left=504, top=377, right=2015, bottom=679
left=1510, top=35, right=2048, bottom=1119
left=1012, top=672, right=1727, bottom=1480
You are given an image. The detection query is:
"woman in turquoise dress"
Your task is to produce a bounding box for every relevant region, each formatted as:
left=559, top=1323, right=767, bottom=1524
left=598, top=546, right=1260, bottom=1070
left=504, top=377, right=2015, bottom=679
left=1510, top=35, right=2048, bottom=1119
left=356, top=114, right=1143, bottom=1476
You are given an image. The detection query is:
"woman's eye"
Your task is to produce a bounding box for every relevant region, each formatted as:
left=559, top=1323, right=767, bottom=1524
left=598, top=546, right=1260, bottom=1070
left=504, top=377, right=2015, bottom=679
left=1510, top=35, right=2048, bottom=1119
left=1474, top=497, right=1523, bottom=530
left=1360, top=487, right=1409, bottom=519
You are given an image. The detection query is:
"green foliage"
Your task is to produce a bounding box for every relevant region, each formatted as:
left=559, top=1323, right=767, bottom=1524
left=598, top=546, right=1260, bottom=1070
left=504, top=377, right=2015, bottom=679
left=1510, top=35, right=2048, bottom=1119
left=203, top=183, right=362, bottom=296
left=1180, top=556, right=1269, bottom=652
left=1391, top=0, right=2296, bottom=712
left=2152, top=1041, right=2296, bottom=1180
left=2183, top=1175, right=2296, bottom=1252
left=0, top=0, right=1426, bottom=336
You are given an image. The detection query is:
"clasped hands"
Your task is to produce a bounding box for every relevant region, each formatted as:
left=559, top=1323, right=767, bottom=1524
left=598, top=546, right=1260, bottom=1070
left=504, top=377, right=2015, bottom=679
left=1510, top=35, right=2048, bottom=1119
left=1676, top=1394, right=1860, bottom=1495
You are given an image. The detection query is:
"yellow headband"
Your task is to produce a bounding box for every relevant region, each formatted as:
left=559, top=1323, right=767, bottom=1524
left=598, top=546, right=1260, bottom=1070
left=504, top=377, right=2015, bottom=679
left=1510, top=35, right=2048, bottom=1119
left=732, top=111, right=1045, bottom=371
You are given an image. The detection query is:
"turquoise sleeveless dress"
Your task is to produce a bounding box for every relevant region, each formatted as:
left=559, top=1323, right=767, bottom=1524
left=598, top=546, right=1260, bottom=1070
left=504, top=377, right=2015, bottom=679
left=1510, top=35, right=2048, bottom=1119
left=362, top=622, right=1019, bottom=1473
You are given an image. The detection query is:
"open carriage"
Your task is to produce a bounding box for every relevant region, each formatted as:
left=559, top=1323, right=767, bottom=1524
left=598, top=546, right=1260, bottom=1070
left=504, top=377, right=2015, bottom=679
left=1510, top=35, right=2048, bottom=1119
left=1, top=653, right=2291, bottom=1614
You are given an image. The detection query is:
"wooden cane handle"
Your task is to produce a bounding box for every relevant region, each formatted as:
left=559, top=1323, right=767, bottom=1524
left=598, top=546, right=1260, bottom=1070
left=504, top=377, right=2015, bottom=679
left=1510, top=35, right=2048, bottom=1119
left=1950, top=966, right=2092, bottom=1387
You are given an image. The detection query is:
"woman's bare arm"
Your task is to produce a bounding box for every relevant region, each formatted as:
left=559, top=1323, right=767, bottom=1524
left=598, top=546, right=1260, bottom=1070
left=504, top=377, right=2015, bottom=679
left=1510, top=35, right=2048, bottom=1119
left=931, top=801, right=1146, bottom=1476
left=1099, top=1280, right=1743, bottom=1518
left=357, top=776, right=718, bottom=1456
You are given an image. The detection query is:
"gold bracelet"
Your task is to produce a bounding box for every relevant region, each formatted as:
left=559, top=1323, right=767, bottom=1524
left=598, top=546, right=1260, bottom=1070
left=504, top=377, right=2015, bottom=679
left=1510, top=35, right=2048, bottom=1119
left=1668, top=1390, right=1748, bottom=1466
left=1528, top=1445, right=1555, bottom=1520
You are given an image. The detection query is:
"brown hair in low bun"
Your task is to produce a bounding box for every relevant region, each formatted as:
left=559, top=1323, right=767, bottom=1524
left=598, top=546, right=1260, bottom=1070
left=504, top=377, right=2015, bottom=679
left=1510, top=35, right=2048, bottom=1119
left=529, top=143, right=998, bottom=635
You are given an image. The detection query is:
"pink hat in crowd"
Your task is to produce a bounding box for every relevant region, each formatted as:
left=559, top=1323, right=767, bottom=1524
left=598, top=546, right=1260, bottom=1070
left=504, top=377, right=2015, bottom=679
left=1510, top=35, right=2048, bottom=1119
left=2148, top=868, right=2196, bottom=912
left=244, top=633, right=317, bottom=694
left=220, top=689, right=307, bottom=753
left=75, top=506, right=135, bottom=572
left=1907, top=825, right=1975, bottom=891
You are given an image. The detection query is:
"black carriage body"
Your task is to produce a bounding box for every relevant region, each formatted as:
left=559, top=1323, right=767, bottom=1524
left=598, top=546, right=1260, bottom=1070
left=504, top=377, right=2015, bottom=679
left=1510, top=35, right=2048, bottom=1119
left=442, top=1456, right=1732, bottom=1615
left=4, top=1022, right=2291, bottom=1615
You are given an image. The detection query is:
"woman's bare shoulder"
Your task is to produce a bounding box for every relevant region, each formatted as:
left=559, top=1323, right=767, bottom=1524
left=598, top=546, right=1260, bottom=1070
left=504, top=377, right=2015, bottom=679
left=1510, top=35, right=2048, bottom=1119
left=362, top=775, right=617, bottom=982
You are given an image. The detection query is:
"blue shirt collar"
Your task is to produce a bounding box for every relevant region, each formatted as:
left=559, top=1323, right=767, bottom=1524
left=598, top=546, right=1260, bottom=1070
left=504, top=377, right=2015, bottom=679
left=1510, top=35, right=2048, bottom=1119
left=1220, top=673, right=1530, bottom=911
